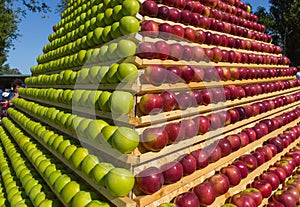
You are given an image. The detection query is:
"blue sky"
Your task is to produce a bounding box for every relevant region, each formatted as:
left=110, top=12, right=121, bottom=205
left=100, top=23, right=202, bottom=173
left=7, top=0, right=270, bottom=74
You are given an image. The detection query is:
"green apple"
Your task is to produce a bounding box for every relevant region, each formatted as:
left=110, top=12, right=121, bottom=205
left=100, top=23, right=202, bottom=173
left=77, top=118, right=92, bottom=137
left=98, top=66, right=110, bottom=83
left=38, top=199, right=54, bottom=207
left=24, top=178, right=38, bottom=195
left=90, top=17, right=97, bottom=30
left=71, top=191, right=92, bottom=207
left=87, top=200, right=110, bottom=207
left=99, top=45, right=108, bottom=62
left=105, top=168, right=135, bottom=196
left=122, top=0, right=140, bottom=16
left=77, top=50, right=87, bottom=65
left=98, top=91, right=112, bottom=112
left=158, top=203, right=178, bottom=207
left=111, top=22, right=122, bottom=39
left=117, top=62, right=138, bottom=83
left=41, top=131, right=54, bottom=144
left=51, top=135, right=64, bottom=151
left=70, top=147, right=89, bottom=169
left=88, top=66, right=101, bottom=84
left=87, top=90, right=102, bottom=109
left=107, top=43, right=119, bottom=61
left=119, top=16, right=140, bottom=35
left=65, top=114, right=78, bottom=131
left=34, top=155, right=47, bottom=168
left=105, top=63, right=119, bottom=83
left=30, top=150, right=43, bottom=162
left=59, top=114, right=71, bottom=126
left=47, top=134, right=60, bottom=147
left=96, top=13, right=106, bottom=27
left=92, top=162, right=114, bottom=186
left=33, top=192, right=46, bottom=206
left=9, top=192, right=23, bottom=206
left=44, top=164, right=57, bottom=178
left=104, top=8, right=114, bottom=25
left=109, top=91, right=134, bottom=115
left=54, top=174, right=71, bottom=193
left=101, top=26, right=112, bottom=43
left=38, top=159, right=52, bottom=174
left=28, top=184, right=42, bottom=201
left=22, top=174, right=32, bottom=187
left=48, top=170, right=62, bottom=186
left=111, top=127, right=139, bottom=153
left=100, top=125, right=118, bottom=143
left=19, top=168, right=31, bottom=180
left=91, top=5, right=99, bottom=16
left=73, top=90, right=85, bottom=106
left=91, top=48, right=101, bottom=64
left=72, top=116, right=85, bottom=132
left=86, top=119, right=109, bottom=141
left=63, top=145, right=77, bottom=160
left=81, top=154, right=100, bottom=176
left=61, top=181, right=80, bottom=204
left=117, top=39, right=137, bottom=58
left=79, top=91, right=91, bottom=107
left=112, top=5, right=123, bottom=21
left=58, top=140, right=71, bottom=155
left=87, top=31, right=95, bottom=47
left=7, top=186, right=19, bottom=202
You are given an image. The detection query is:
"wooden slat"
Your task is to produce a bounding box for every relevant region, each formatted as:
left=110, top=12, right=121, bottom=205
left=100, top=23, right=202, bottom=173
left=20, top=85, right=300, bottom=128
left=127, top=56, right=289, bottom=68
left=27, top=76, right=296, bottom=95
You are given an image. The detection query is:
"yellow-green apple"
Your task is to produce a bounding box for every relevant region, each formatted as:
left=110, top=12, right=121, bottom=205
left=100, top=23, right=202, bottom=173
left=70, top=147, right=89, bottom=169
left=61, top=181, right=80, bottom=204
left=81, top=155, right=99, bottom=176
left=92, top=162, right=114, bottom=186
left=109, top=91, right=134, bottom=115
left=111, top=127, right=139, bottom=153
left=105, top=168, right=135, bottom=196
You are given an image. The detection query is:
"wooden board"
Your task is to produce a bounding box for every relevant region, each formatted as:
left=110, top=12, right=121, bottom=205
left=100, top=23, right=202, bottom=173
left=27, top=76, right=296, bottom=95
left=128, top=56, right=289, bottom=69
left=20, top=85, right=300, bottom=127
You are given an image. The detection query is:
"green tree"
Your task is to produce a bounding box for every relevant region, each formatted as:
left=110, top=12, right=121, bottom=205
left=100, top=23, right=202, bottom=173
left=254, top=0, right=300, bottom=66
left=0, top=0, right=68, bottom=74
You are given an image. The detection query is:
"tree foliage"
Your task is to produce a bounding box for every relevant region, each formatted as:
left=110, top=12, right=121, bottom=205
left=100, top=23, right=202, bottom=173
left=255, top=0, right=300, bottom=66
left=0, top=0, right=68, bottom=74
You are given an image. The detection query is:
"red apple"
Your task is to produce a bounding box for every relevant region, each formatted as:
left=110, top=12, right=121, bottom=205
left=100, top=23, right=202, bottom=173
left=180, top=154, right=197, bottom=175
left=221, top=165, right=242, bottom=186
left=209, top=173, right=230, bottom=196
left=193, top=181, right=216, bottom=205
left=161, top=161, right=183, bottom=184
left=175, top=192, right=200, bottom=207
left=191, top=149, right=209, bottom=169
left=136, top=167, right=164, bottom=194
left=144, top=65, right=167, bottom=85
left=141, top=127, right=169, bottom=151
left=260, top=171, right=280, bottom=190
left=251, top=179, right=273, bottom=198
left=239, top=154, right=258, bottom=171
